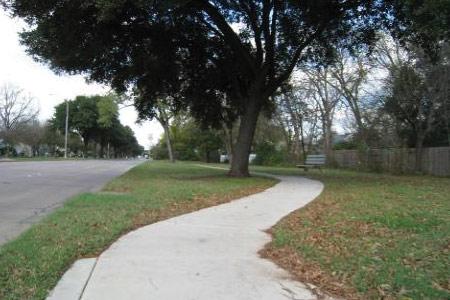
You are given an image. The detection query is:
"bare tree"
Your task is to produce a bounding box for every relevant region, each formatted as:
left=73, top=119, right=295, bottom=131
left=275, top=84, right=321, bottom=161
left=328, top=53, right=373, bottom=147
left=18, top=119, right=46, bottom=156
left=274, top=96, right=295, bottom=157
left=0, top=84, right=39, bottom=154
left=0, top=84, right=38, bottom=131
left=372, top=34, right=410, bottom=72
left=275, top=88, right=305, bottom=161
left=303, top=67, right=341, bottom=159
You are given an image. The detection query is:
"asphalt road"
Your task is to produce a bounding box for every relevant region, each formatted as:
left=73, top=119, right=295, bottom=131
left=0, top=160, right=142, bottom=246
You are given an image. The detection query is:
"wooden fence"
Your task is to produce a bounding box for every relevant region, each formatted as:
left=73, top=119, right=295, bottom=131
left=332, top=147, right=450, bottom=176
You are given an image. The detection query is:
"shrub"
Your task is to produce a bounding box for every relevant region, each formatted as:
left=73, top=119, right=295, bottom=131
left=253, top=141, right=286, bottom=166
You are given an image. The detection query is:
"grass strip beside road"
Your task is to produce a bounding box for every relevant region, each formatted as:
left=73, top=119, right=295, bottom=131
left=253, top=166, right=450, bottom=299
left=0, top=161, right=276, bottom=300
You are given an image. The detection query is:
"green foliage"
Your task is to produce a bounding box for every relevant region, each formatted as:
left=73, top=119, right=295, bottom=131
left=253, top=141, right=286, bottom=166
left=52, top=96, right=99, bottom=146
left=110, top=124, right=143, bottom=157
left=392, top=0, right=450, bottom=58
left=6, top=0, right=391, bottom=114
left=152, top=119, right=223, bottom=162
left=150, top=142, right=170, bottom=160
left=0, top=144, right=16, bottom=157
left=333, top=141, right=358, bottom=150
left=97, top=94, right=119, bottom=129
left=51, top=95, right=142, bottom=157
left=383, top=50, right=450, bottom=148
left=252, top=115, right=291, bottom=166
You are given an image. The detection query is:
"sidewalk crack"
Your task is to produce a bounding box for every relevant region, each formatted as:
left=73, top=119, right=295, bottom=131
left=78, top=258, right=99, bottom=300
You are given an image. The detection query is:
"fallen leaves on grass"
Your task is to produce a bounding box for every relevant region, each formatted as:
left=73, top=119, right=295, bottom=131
left=260, top=243, right=359, bottom=300
left=260, top=172, right=450, bottom=300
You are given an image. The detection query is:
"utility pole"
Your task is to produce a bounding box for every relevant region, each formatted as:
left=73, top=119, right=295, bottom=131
left=64, top=100, right=69, bottom=159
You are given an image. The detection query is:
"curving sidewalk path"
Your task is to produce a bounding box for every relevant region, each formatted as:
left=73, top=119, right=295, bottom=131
left=48, top=175, right=326, bottom=300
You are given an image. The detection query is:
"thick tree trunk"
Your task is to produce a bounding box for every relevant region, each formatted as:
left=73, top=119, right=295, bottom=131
left=229, top=96, right=262, bottom=177
left=162, top=122, right=175, bottom=163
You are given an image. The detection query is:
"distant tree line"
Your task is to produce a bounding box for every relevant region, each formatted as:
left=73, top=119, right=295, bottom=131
left=0, top=86, right=143, bottom=158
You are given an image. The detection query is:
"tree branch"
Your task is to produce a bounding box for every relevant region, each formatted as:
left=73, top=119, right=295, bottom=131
left=266, top=23, right=328, bottom=95
left=194, top=0, right=256, bottom=75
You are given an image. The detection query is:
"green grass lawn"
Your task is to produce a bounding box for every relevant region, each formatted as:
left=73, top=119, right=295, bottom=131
left=253, top=166, right=450, bottom=299
left=0, top=161, right=275, bottom=300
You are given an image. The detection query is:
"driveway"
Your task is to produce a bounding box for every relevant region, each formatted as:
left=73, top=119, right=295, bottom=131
left=0, top=160, right=142, bottom=246
left=49, top=175, right=327, bottom=300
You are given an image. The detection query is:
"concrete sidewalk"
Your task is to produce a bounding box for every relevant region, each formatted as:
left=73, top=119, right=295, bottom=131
left=48, top=175, right=327, bottom=300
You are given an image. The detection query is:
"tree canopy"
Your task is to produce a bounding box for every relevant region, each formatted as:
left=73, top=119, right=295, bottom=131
left=52, top=94, right=142, bottom=157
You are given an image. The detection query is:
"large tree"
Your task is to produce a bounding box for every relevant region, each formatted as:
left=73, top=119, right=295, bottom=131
left=52, top=94, right=135, bottom=157
left=303, top=67, right=341, bottom=159
left=4, top=0, right=444, bottom=175
left=327, top=51, right=373, bottom=147
left=97, top=93, right=120, bottom=157
left=275, top=85, right=317, bottom=162
left=53, top=96, right=100, bottom=153
left=383, top=45, right=450, bottom=172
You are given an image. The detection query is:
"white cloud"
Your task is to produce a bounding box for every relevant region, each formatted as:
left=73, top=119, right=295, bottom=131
left=0, top=11, right=163, bottom=149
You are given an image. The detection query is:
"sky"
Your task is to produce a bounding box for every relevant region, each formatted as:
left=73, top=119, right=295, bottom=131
left=0, top=10, right=163, bottom=149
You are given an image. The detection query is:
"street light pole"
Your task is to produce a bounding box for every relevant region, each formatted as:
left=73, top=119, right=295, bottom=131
left=64, top=100, right=69, bottom=159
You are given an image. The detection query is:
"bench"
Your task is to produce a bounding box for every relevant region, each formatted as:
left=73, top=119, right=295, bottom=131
left=296, top=154, right=326, bottom=171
